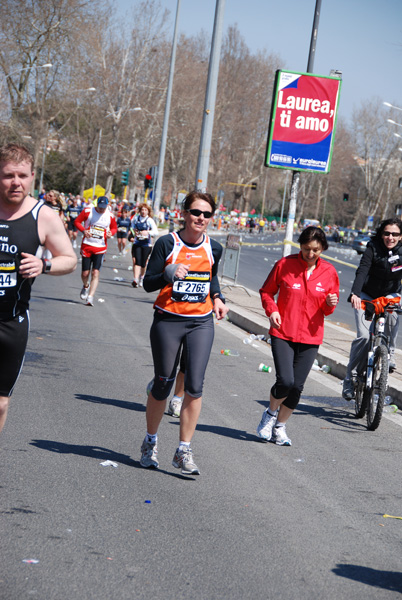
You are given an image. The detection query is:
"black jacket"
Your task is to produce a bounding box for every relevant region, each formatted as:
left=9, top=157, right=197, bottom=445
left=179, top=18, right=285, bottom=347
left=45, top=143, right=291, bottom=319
left=351, top=238, right=402, bottom=299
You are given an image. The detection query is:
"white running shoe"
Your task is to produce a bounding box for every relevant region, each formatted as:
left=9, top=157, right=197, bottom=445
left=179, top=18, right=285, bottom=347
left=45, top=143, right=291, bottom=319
left=273, top=425, right=292, bottom=446
left=80, top=285, right=89, bottom=300
left=172, top=446, right=200, bottom=475
left=140, top=438, right=159, bottom=469
left=168, top=396, right=183, bottom=418
left=257, top=409, right=277, bottom=441
left=86, top=296, right=94, bottom=307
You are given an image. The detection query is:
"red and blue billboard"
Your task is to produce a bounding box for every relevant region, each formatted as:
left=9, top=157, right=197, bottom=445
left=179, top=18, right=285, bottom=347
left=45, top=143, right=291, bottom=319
left=265, top=70, right=342, bottom=173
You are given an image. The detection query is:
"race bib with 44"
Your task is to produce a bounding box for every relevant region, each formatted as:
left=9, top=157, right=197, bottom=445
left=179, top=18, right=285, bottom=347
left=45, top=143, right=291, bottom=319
left=0, top=261, right=17, bottom=288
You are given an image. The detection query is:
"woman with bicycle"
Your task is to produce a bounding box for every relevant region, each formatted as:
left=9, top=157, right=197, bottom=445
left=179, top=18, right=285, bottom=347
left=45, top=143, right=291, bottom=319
left=257, top=226, right=339, bottom=447
left=342, top=218, right=402, bottom=400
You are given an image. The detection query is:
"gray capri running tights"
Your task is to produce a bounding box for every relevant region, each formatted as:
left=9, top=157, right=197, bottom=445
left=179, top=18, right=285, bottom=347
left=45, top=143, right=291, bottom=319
left=270, top=336, right=319, bottom=410
left=149, top=311, right=214, bottom=401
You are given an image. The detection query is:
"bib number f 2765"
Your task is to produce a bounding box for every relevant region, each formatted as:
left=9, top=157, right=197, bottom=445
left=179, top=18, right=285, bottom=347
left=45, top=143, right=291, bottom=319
left=171, top=271, right=210, bottom=303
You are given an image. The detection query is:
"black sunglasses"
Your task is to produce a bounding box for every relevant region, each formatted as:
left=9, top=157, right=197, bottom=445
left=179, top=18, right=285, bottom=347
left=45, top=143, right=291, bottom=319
left=383, top=231, right=401, bottom=237
left=187, top=208, right=213, bottom=219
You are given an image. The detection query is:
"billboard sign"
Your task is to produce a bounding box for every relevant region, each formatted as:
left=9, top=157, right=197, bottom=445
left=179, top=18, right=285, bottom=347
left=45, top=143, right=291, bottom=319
left=265, top=70, right=341, bottom=173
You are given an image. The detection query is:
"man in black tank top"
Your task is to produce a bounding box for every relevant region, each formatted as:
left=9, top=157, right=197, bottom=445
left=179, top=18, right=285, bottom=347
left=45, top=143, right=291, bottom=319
left=0, top=143, right=77, bottom=433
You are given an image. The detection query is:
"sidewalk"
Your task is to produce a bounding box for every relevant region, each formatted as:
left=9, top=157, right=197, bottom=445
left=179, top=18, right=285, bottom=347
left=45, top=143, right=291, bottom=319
left=221, top=281, right=402, bottom=408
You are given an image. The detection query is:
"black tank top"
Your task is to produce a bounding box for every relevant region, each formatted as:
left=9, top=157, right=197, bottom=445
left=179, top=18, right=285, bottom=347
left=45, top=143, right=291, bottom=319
left=0, top=201, right=42, bottom=320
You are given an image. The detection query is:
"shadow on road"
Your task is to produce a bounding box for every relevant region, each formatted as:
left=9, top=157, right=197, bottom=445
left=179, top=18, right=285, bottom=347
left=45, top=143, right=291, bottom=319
left=196, top=423, right=256, bottom=442
left=296, top=400, right=370, bottom=431
left=75, top=393, right=146, bottom=412
left=332, top=563, right=402, bottom=592
left=30, top=439, right=135, bottom=466
left=31, top=295, right=82, bottom=305
left=30, top=439, right=198, bottom=480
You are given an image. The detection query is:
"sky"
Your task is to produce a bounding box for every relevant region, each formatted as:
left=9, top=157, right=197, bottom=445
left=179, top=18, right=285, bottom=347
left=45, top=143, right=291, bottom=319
left=116, top=0, right=402, bottom=124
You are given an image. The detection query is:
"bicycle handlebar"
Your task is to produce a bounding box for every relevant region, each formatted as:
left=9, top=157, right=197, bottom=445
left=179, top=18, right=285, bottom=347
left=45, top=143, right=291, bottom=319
left=361, top=296, right=402, bottom=317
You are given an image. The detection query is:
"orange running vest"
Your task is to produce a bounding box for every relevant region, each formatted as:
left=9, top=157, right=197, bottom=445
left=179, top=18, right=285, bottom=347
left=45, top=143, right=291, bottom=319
left=154, top=232, right=215, bottom=317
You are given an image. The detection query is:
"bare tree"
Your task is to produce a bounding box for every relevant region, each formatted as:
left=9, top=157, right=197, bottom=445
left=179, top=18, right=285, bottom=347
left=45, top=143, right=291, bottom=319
left=351, top=98, right=401, bottom=228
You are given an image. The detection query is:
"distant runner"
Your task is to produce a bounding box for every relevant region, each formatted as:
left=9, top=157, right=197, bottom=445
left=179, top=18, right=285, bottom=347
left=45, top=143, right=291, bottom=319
left=74, top=196, right=117, bottom=306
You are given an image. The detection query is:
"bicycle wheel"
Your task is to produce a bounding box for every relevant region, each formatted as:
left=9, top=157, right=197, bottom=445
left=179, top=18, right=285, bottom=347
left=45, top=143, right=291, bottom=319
left=367, top=344, right=388, bottom=431
left=354, top=374, right=368, bottom=418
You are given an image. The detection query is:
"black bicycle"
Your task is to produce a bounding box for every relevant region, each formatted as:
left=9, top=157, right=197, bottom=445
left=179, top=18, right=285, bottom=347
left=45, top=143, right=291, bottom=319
left=353, top=296, right=402, bottom=430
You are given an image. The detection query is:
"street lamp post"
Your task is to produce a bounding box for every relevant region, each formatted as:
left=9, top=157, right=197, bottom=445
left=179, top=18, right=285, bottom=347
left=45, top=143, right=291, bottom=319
left=388, top=119, right=402, bottom=128
left=152, top=0, right=181, bottom=218
left=92, top=129, right=102, bottom=201
left=384, top=101, right=402, bottom=112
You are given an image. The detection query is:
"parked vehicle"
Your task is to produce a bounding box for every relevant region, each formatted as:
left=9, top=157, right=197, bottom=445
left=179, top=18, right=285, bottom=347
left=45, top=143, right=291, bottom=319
left=352, top=234, right=371, bottom=254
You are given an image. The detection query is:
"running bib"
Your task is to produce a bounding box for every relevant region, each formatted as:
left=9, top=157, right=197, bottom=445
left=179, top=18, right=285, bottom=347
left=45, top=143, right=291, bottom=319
left=89, top=226, right=105, bottom=239
left=171, top=271, right=210, bottom=303
left=0, top=261, right=17, bottom=287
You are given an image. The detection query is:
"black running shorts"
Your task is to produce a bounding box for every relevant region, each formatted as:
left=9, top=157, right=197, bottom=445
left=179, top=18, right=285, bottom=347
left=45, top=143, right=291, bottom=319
left=0, top=312, right=30, bottom=397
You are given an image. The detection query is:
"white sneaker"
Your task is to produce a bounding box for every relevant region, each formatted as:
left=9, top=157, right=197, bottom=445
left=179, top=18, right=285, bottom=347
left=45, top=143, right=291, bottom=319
left=86, top=296, right=94, bottom=307
left=168, top=396, right=183, bottom=418
left=257, top=409, right=277, bottom=441
left=140, top=438, right=159, bottom=469
left=73, top=240, right=77, bottom=248
left=274, top=425, right=292, bottom=446
left=139, top=277, right=144, bottom=287
left=80, top=285, right=89, bottom=300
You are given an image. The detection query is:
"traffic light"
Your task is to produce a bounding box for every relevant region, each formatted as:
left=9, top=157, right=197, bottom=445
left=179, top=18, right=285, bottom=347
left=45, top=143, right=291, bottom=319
left=251, top=182, right=257, bottom=190
left=343, top=193, right=349, bottom=201
left=144, top=173, right=152, bottom=190
left=121, top=169, right=129, bottom=185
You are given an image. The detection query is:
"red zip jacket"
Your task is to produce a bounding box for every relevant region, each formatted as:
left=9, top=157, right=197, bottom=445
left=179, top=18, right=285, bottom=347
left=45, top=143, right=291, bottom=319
left=260, top=252, right=339, bottom=345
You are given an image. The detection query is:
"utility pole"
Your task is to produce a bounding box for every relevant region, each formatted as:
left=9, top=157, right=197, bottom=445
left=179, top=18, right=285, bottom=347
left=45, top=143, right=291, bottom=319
left=153, top=0, right=181, bottom=219
left=92, top=128, right=102, bottom=201
left=194, top=0, right=226, bottom=191
left=283, top=0, right=322, bottom=256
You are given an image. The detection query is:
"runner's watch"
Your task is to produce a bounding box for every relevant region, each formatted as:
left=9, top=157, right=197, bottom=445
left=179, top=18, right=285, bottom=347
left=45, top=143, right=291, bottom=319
left=212, top=292, right=226, bottom=304
left=41, top=258, right=52, bottom=274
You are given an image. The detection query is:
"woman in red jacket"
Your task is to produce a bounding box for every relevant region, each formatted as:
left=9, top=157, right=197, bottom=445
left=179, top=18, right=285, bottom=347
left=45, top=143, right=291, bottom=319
left=257, top=226, right=339, bottom=446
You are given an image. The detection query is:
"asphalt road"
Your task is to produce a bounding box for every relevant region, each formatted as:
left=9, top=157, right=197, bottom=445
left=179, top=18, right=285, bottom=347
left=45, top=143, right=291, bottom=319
left=2, top=243, right=402, bottom=599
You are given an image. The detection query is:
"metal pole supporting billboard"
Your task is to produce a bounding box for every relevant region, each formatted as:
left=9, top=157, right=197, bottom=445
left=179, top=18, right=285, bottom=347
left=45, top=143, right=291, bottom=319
left=152, top=0, right=181, bottom=219
left=194, top=0, right=226, bottom=191
left=283, top=0, right=322, bottom=256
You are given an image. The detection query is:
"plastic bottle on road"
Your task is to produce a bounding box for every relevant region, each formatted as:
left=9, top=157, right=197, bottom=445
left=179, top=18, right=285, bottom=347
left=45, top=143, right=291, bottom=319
left=321, top=365, right=331, bottom=373
left=258, top=363, right=272, bottom=373
left=384, top=404, right=398, bottom=414
left=221, top=349, right=240, bottom=356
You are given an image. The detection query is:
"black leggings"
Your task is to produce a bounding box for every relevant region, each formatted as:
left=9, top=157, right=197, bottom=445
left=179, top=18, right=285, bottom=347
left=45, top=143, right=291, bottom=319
left=270, top=336, right=319, bottom=410
left=149, top=312, right=214, bottom=401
